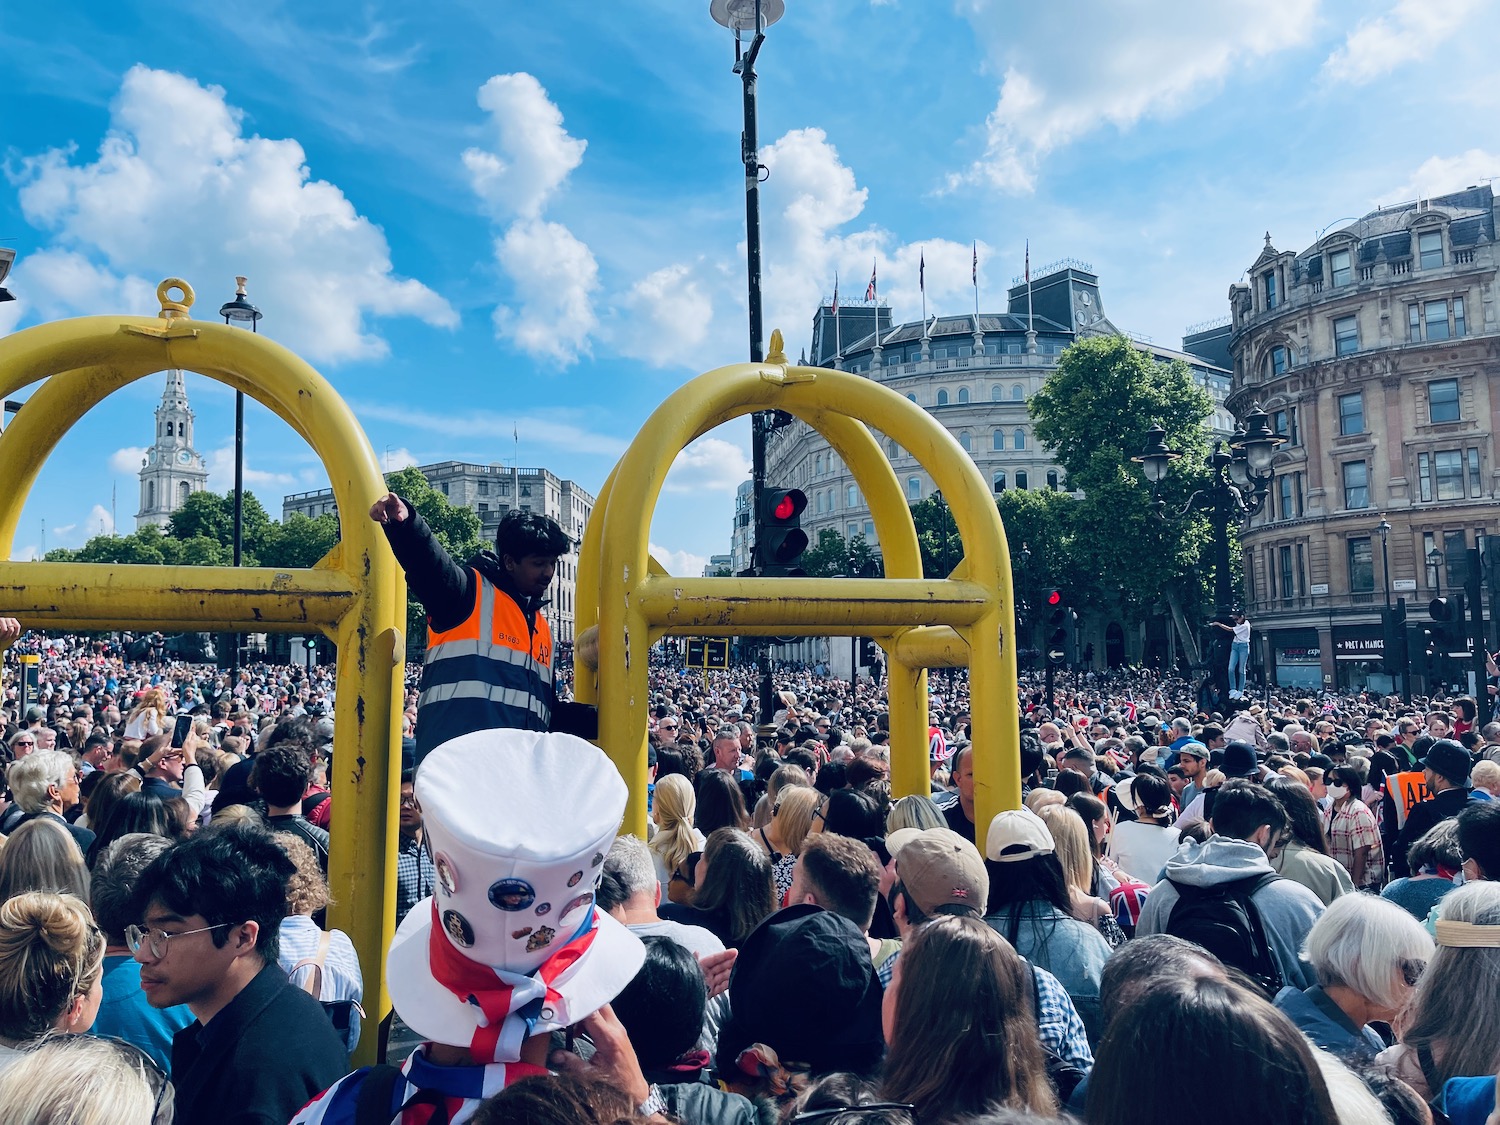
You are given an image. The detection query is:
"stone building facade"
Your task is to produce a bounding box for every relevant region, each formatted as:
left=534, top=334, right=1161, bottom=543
left=1226, top=186, right=1499, bottom=692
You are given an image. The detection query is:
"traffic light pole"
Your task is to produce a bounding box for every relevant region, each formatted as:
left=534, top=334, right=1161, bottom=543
left=1468, top=548, right=1488, bottom=698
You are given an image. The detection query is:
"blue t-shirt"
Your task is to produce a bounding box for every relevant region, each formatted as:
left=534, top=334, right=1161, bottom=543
left=90, top=954, right=194, bottom=1074
left=1444, top=1075, right=1496, bottom=1125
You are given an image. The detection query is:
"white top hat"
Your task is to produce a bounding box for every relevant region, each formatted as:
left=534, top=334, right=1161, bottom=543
left=386, top=729, right=645, bottom=1058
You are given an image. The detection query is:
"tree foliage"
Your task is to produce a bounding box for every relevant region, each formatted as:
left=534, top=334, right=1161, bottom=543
left=800, top=528, right=881, bottom=578
left=1026, top=335, right=1218, bottom=636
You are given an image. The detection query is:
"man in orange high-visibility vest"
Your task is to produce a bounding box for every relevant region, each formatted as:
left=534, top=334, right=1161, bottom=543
left=371, top=493, right=597, bottom=764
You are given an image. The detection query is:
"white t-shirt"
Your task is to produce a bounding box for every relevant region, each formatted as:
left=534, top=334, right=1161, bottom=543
left=1110, top=820, right=1183, bottom=885
left=1233, top=621, right=1251, bottom=643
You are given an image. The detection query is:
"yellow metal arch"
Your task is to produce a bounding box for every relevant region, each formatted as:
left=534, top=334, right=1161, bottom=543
left=582, top=342, right=1020, bottom=844
left=0, top=281, right=403, bottom=1065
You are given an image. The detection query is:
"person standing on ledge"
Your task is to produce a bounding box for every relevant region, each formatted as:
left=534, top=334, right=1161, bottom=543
left=370, top=494, right=597, bottom=763
left=1211, top=612, right=1252, bottom=700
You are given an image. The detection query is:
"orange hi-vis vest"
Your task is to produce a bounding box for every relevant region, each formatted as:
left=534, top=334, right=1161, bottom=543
left=414, top=570, right=553, bottom=760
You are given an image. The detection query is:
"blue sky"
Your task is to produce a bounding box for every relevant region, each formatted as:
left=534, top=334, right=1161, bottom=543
left=2, top=0, right=1498, bottom=571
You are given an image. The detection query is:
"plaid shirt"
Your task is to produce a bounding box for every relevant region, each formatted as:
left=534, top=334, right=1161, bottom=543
left=1326, top=799, right=1384, bottom=887
left=877, top=945, right=1092, bottom=1071
left=395, top=834, right=436, bottom=927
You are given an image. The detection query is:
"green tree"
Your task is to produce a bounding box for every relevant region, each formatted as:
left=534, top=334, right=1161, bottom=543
left=260, top=512, right=340, bottom=569
left=168, top=490, right=276, bottom=564
left=910, top=497, right=964, bottom=578
left=1027, top=335, right=1216, bottom=660
left=800, top=529, right=880, bottom=578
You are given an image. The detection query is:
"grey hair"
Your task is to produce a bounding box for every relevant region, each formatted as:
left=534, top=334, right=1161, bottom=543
left=1303, top=892, right=1433, bottom=1011
left=1399, top=882, right=1500, bottom=1090
left=604, top=834, right=658, bottom=900
left=0, top=1033, right=173, bottom=1125
left=1171, top=717, right=1192, bottom=736
left=6, top=750, right=73, bottom=815
left=91, top=833, right=176, bottom=944
left=1310, top=1046, right=1394, bottom=1125
left=886, top=794, right=945, bottom=833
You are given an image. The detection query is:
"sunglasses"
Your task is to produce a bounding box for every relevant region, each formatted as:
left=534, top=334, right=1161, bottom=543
left=793, top=1105, right=917, bottom=1123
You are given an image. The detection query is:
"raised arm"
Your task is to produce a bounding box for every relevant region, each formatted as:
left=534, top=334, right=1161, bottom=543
left=370, top=493, right=474, bottom=632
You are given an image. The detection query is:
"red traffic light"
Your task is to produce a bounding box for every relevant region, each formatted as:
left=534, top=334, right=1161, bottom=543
left=774, top=494, right=797, bottom=520
left=1046, top=589, right=1063, bottom=606
left=762, top=488, right=807, bottom=523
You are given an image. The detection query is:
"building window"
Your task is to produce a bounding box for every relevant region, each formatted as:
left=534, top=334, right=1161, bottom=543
left=907, top=393, right=917, bottom=403
left=993, top=471, right=1006, bottom=493
left=1348, top=537, right=1374, bottom=594
left=993, top=430, right=1004, bottom=451
left=1270, top=346, right=1290, bottom=375
left=1280, top=545, right=1295, bottom=599
left=863, top=520, right=875, bottom=538
left=1429, top=379, right=1460, bottom=423
left=847, top=485, right=858, bottom=507
left=957, top=387, right=970, bottom=404
left=1011, top=385, right=1024, bottom=401
left=1015, top=470, right=1029, bottom=490
left=1337, top=392, right=1364, bottom=436
left=991, top=384, right=1003, bottom=401
left=936, top=390, right=949, bottom=406
left=478, top=480, right=488, bottom=495
left=959, top=432, right=972, bottom=452
left=1468, top=448, right=1482, bottom=496
left=1329, top=248, right=1352, bottom=287
left=907, top=477, right=922, bottom=500
left=440, top=481, right=449, bottom=496
left=1278, top=475, right=1295, bottom=520
left=1445, top=529, right=1467, bottom=588
left=848, top=523, right=859, bottom=539
left=478, top=502, right=489, bottom=513
left=1418, top=229, right=1444, bottom=270
left=1264, top=270, right=1278, bottom=309
left=1272, top=408, right=1298, bottom=446
left=1342, top=461, right=1369, bottom=509
left=1046, top=470, right=1060, bottom=491
left=1334, top=315, right=1359, bottom=356
left=1013, top=429, right=1026, bottom=450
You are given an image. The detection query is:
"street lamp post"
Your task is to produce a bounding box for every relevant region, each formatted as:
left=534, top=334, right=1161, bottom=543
left=1378, top=518, right=1392, bottom=610
left=710, top=0, right=785, bottom=738
left=1134, top=407, right=1284, bottom=709
left=219, top=277, right=262, bottom=679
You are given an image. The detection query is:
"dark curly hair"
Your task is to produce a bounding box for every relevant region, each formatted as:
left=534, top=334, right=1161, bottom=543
left=495, top=510, right=570, bottom=562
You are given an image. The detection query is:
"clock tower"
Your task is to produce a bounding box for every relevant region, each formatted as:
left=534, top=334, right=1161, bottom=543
left=137, top=369, right=210, bottom=529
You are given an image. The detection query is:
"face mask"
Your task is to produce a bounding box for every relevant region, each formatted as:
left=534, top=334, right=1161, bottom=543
left=1327, top=784, right=1348, bottom=800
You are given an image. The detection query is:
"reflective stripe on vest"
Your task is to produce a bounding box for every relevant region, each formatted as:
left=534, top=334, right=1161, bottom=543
left=418, top=574, right=553, bottom=740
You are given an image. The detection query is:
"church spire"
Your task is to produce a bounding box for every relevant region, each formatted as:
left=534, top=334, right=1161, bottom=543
left=137, top=369, right=209, bottom=529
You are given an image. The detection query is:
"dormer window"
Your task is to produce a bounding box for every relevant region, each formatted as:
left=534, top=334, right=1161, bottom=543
left=1264, top=270, right=1279, bottom=309
left=1418, top=229, right=1444, bottom=270
left=1329, top=249, right=1352, bottom=287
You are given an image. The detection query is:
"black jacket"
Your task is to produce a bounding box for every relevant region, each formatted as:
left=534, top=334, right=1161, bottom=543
left=380, top=500, right=596, bottom=742
left=1391, top=786, right=1471, bottom=878
left=171, top=962, right=348, bottom=1125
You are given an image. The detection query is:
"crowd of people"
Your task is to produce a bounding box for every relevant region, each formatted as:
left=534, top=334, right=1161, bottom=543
left=2, top=612, right=1499, bottom=1123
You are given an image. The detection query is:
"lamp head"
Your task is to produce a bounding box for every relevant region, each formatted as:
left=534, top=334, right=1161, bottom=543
left=219, top=276, right=262, bottom=329
left=1132, top=423, right=1180, bottom=484
left=709, top=0, right=784, bottom=30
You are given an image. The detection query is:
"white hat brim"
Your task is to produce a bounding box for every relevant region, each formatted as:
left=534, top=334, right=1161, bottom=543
left=386, top=896, right=645, bottom=1049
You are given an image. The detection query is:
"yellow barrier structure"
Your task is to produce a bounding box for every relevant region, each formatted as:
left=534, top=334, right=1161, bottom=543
left=0, top=280, right=403, bottom=1065
left=575, top=332, right=1020, bottom=844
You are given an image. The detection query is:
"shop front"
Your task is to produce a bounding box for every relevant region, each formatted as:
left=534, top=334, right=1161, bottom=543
left=1269, top=628, right=1323, bottom=691
left=1333, top=625, right=1390, bottom=693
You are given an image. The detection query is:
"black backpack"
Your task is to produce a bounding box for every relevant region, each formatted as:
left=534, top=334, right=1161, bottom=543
left=1164, top=872, right=1284, bottom=994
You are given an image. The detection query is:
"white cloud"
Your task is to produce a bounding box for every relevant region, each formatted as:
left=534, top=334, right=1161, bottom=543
left=464, top=73, right=587, bottom=221
left=378, top=447, right=420, bottom=472
left=206, top=446, right=297, bottom=492
left=465, top=73, right=598, bottom=365
left=53, top=524, right=77, bottom=539
left=1384, top=149, right=1500, bottom=204
left=11, top=65, right=456, bottom=363
left=109, top=446, right=150, bottom=474
left=758, top=127, right=983, bottom=333
left=611, top=263, right=713, bottom=368
left=10, top=545, right=40, bottom=562
left=1322, top=0, right=1484, bottom=85
left=950, top=0, right=1321, bottom=193
left=492, top=219, right=599, bottom=363
left=354, top=400, right=629, bottom=456
left=649, top=542, right=710, bottom=577
left=665, top=437, right=751, bottom=495
left=86, top=504, right=114, bottom=537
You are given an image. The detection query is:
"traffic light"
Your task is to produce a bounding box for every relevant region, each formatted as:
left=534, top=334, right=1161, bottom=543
left=1382, top=600, right=1408, bottom=676
left=1429, top=594, right=1468, bottom=656
left=858, top=638, right=879, bottom=666
left=1044, top=589, right=1069, bottom=666
left=756, top=489, right=809, bottom=576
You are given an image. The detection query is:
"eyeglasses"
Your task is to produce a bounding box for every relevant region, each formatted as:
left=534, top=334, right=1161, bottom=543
left=660, top=723, right=679, bottom=730
left=13, top=740, right=33, bottom=747
left=792, top=1105, right=917, bottom=1123
left=125, top=922, right=235, bottom=960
